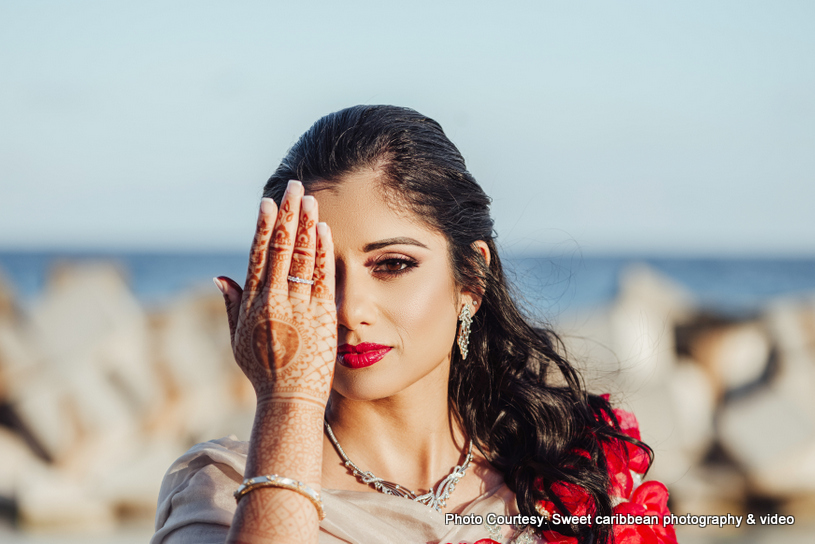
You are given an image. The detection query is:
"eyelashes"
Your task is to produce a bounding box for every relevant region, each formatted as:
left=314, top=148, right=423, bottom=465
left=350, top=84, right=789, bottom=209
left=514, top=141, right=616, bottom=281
left=371, top=255, right=419, bottom=277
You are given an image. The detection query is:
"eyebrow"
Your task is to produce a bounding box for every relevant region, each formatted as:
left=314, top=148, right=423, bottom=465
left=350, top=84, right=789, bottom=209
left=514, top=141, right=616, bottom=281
left=362, top=237, right=429, bottom=252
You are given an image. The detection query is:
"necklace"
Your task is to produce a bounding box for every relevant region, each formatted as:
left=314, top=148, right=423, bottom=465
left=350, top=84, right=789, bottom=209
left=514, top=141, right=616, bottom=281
left=323, top=420, right=474, bottom=512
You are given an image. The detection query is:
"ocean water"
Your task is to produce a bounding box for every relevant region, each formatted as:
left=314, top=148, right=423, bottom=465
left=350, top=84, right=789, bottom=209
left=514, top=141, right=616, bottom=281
left=507, top=255, right=815, bottom=316
left=1, top=251, right=814, bottom=316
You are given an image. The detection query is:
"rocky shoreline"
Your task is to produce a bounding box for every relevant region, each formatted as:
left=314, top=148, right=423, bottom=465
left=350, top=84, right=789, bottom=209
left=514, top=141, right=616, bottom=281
left=1, top=261, right=813, bottom=541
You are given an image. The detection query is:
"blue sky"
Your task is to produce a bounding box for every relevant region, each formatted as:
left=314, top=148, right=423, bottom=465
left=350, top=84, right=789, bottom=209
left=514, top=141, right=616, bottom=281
left=1, top=1, right=813, bottom=255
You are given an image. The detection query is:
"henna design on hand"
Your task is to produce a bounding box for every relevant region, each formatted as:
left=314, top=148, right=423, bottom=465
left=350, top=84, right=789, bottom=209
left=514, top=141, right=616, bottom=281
left=219, top=186, right=337, bottom=406
left=251, top=316, right=300, bottom=372
left=228, top=387, right=326, bottom=543
left=289, top=205, right=317, bottom=298
left=311, top=232, right=334, bottom=301
left=268, top=199, right=295, bottom=292
left=244, top=213, right=273, bottom=295
left=220, top=186, right=336, bottom=543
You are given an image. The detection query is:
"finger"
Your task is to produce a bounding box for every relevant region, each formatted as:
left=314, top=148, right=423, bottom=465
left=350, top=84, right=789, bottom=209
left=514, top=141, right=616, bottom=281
left=311, top=222, right=335, bottom=303
left=288, top=195, right=318, bottom=299
left=244, top=198, right=277, bottom=294
left=267, top=179, right=303, bottom=292
left=214, top=276, right=243, bottom=346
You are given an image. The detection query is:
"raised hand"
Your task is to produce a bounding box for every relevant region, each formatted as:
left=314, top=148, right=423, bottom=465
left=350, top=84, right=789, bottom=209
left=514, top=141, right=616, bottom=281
left=215, top=180, right=337, bottom=408
left=215, top=181, right=334, bottom=542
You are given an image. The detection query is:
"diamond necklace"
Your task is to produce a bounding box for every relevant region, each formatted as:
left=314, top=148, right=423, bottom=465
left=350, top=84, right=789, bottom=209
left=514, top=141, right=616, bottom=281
left=323, top=419, right=473, bottom=512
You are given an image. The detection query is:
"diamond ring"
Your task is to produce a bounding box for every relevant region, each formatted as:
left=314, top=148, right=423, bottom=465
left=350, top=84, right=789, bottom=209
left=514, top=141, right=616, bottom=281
left=287, top=275, right=315, bottom=286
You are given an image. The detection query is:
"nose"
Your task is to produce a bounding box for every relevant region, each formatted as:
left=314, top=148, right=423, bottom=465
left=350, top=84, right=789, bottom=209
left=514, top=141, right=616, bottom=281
left=335, top=265, right=376, bottom=333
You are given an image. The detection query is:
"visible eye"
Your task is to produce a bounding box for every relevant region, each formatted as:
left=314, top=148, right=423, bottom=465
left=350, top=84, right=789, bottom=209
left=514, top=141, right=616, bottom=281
left=372, top=256, right=418, bottom=277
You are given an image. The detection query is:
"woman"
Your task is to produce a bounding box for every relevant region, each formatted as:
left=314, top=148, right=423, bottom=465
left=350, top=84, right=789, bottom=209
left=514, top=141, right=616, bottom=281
left=151, top=106, right=677, bottom=544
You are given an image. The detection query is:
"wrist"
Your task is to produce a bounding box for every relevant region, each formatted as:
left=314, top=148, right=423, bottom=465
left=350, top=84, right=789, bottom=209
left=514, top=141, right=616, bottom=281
left=255, top=387, right=329, bottom=410
left=245, top=399, right=326, bottom=486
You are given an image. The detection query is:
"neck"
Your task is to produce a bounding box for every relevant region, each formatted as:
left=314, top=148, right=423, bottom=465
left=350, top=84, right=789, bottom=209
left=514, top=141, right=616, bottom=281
left=324, top=359, right=468, bottom=493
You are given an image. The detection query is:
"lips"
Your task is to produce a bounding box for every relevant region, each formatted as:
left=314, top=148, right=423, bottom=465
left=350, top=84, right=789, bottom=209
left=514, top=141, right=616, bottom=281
left=337, top=342, right=392, bottom=369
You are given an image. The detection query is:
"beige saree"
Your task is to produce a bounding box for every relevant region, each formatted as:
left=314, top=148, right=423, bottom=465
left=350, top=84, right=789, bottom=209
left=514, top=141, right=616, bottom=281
left=151, top=436, right=542, bottom=544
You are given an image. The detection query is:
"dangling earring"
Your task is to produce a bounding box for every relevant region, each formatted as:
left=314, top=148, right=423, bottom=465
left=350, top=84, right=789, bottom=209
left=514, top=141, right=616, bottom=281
left=457, top=303, right=473, bottom=360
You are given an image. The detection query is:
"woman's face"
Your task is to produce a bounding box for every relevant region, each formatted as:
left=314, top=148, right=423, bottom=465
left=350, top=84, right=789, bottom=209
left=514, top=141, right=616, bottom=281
left=313, top=169, right=463, bottom=402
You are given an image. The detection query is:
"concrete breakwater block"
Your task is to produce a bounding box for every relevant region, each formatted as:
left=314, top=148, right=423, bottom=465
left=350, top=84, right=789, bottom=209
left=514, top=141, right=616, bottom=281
left=667, top=463, right=747, bottom=518
left=0, top=262, right=256, bottom=530
left=0, top=268, right=38, bottom=403
left=0, top=319, right=38, bottom=401
left=151, top=289, right=250, bottom=442
left=0, top=427, right=49, bottom=498
left=764, top=301, right=815, bottom=416
left=689, top=321, right=772, bottom=397
left=719, top=386, right=815, bottom=496
left=609, top=265, right=695, bottom=391
left=621, top=369, right=715, bottom=486
left=750, top=440, right=815, bottom=497
left=92, top=437, right=187, bottom=515
left=30, top=263, right=161, bottom=412
left=10, top=263, right=161, bottom=463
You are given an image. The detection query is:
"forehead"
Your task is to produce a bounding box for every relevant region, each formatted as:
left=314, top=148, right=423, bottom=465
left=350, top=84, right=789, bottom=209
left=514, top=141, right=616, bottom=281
left=311, top=170, right=446, bottom=253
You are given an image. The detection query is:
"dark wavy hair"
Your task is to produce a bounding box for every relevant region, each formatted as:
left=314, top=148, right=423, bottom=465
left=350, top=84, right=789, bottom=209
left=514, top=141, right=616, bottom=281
left=263, top=105, right=651, bottom=543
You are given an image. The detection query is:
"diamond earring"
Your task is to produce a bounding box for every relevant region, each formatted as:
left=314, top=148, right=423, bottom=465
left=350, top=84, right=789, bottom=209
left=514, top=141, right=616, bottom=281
left=457, top=304, right=473, bottom=360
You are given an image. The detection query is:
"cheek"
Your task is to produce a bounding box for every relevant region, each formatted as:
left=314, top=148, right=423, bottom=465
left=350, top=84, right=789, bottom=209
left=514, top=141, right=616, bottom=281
left=385, top=265, right=459, bottom=347
left=330, top=261, right=460, bottom=401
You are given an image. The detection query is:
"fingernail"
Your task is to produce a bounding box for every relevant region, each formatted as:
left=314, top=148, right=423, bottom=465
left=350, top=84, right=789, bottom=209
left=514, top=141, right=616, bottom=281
left=301, top=195, right=315, bottom=212
left=286, top=179, right=303, bottom=193
left=317, top=222, right=328, bottom=236
left=213, top=277, right=227, bottom=295
left=260, top=197, right=275, bottom=215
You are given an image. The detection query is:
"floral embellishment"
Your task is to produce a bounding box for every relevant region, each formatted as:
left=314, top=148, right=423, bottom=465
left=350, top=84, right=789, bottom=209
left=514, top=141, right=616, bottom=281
left=611, top=481, right=677, bottom=543
left=539, top=529, right=578, bottom=544
left=535, top=397, right=678, bottom=543
left=601, top=394, right=651, bottom=475
left=553, top=481, right=595, bottom=517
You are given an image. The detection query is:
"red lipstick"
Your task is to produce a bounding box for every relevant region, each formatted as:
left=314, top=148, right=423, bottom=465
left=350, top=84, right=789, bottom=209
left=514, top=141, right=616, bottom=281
left=337, top=342, right=392, bottom=369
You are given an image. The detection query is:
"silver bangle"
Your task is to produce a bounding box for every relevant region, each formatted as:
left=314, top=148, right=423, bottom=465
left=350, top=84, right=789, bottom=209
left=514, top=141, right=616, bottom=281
left=234, top=474, right=325, bottom=520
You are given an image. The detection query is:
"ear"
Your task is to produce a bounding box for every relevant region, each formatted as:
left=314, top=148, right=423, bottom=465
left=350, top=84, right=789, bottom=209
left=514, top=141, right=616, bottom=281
left=459, top=240, right=491, bottom=316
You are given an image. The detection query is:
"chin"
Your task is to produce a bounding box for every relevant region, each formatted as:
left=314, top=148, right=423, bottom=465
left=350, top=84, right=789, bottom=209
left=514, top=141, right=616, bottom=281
left=331, top=355, right=452, bottom=403
left=331, top=370, right=405, bottom=402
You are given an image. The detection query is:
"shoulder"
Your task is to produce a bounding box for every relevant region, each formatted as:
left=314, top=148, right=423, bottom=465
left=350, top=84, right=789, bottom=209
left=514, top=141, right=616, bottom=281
left=151, top=436, right=248, bottom=544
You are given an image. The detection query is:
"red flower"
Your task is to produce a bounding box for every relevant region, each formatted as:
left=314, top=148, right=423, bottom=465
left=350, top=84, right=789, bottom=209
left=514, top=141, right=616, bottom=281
left=614, top=407, right=640, bottom=441
left=551, top=481, right=595, bottom=517
left=538, top=397, right=676, bottom=543
left=540, top=531, right=578, bottom=544
left=630, top=481, right=671, bottom=517
left=600, top=395, right=650, bottom=475
left=611, top=481, right=677, bottom=544
left=535, top=482, right=591, bottom=544
left=603, top=437, right=634, bottom=499
left=539, top=482, right=678, bottom=544
left=614, top=408, right=650, bottom=474
left=536, top=498, right=557, bottom=519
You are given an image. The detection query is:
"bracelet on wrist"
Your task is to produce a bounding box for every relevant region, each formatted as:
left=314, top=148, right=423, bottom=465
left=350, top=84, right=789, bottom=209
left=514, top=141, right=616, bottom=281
left=234, top=475, right=326, bottom=520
